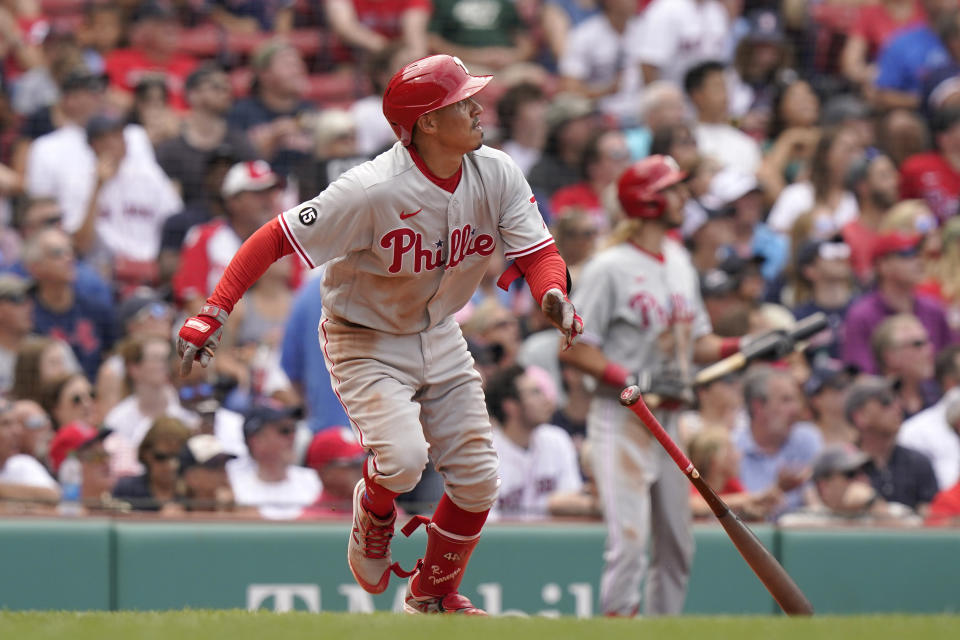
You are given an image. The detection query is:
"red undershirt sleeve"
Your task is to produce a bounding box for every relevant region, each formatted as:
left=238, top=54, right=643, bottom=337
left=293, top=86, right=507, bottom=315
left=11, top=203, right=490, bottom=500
left=498, top=244, right=568, bottom=305
left=206, top=217, right=294, bottom=314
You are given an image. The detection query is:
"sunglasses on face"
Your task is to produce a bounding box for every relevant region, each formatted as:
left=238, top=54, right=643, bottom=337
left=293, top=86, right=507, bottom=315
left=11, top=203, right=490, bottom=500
left=150, top=451, right=179, bottom=463
left=71, top=390, right=96, bottom=405
left=179, top=383, right=213, bottom=402
left=0, top=293, right=28, bottom=304
left=840, top=469, right=861, bottom=480
left=273, top=425, right=296, bottom=437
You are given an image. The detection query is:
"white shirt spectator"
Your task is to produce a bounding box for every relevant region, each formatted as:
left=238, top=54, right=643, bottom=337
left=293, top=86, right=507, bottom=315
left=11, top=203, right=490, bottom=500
left=93, top=151, right=182, bottom=262
left=214, top=408, right=249, bottom=459
left=103, top=388, right=199, bottom=477
left=767, top=182, right=859, bottom=236
left=226, top=456, right=321, bottom=520
left=351, top=95, right=396, bottom=157
left=559, top=13, right=646, bottom=126
left=501, top=141, right=540, bottom=177
left=25, top=124, right=157, bottom=234
left=637, top=0, right=731, bottom=87
left=694, top=122, right=763, bottom=175
left=0, top=454, right=59, bottom=489
left=491, top=423, right=582, bottom=520
left=898, top=399, right=960, bottom=491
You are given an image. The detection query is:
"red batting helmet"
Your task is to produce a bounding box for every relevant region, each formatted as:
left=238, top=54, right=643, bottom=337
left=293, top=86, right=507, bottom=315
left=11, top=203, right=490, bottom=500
left=382, top=55, right=492, bottom=146
left=617, top=155, right=687, bottom=219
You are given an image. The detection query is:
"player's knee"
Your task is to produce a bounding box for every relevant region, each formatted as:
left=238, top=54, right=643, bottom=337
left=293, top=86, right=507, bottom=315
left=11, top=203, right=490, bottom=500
left=447, top=464, right=499, bottom=512
left=380, top=442, right=430, bottom=491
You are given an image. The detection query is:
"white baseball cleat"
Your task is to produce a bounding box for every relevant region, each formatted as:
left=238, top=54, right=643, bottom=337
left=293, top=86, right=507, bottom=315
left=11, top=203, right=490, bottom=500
left=347, top=479, right=397, bottom=594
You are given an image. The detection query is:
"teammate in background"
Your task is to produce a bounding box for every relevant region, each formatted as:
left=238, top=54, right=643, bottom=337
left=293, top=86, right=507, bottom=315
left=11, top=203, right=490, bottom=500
left=559, top=155, right=790, bottom=616
left=176, top=55, right=582, bottom=615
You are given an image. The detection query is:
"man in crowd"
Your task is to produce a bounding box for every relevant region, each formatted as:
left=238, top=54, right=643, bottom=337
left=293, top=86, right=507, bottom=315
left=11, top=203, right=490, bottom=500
left=0, top=274, right=33, bottom=395
left=24, top=228, right=117, bottom=379
left=733, top=366, right=823, bottom=515
left=843, top=231, right=954, bottom=374
left=227, top=403, right=321, bottom=520
left=846, top=377, right=939, bottom=513
left=871, top=314, right=940, bottom=417
left=484, top=365, right=582, bottom=520
left=301, top=427, right=367, bottom=517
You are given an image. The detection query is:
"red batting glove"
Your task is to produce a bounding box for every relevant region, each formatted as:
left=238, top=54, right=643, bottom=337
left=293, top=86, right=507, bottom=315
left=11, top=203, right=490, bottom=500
left=176, top=304, right=228, bottom=376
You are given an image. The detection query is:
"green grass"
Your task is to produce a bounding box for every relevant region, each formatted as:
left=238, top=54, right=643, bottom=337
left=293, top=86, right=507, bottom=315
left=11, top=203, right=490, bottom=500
left=2, top=611, right=960, bottom=640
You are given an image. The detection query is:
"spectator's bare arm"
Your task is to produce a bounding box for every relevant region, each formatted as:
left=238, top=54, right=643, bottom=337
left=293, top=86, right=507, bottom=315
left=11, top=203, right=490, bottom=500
left=0, top=482, right=60, bottom=505
left=326, top=0, right=389, bottom=53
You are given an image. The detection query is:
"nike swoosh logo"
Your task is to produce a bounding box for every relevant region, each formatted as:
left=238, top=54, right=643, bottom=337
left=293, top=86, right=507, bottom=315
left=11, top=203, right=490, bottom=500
left=399, top=208, right=422, bottom=220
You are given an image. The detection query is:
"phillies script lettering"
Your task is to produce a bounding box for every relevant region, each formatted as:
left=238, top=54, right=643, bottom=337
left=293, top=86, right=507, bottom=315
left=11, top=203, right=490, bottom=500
left=380, top=224, right=495, bottom=273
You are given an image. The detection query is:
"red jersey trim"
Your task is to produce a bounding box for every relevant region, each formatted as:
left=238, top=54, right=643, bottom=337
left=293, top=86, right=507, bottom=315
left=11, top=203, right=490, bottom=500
left=407, top=146, right=462, bottom=193
left=504, top=236, right=555, bottom=259
left=278, top=214, right=317, bottom=269
left=628, top=241, right=665, bottom=263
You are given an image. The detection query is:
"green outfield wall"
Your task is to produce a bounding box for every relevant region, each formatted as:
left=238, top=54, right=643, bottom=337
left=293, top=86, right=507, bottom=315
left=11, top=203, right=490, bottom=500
left=1, top=519, right=958, bottom=615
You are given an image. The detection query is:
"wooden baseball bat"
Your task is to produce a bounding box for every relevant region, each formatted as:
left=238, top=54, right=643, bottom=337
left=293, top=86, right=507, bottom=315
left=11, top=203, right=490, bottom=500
left=618, top=386, right=814, bottom=616
left=693, top=312, right=830, bottom=388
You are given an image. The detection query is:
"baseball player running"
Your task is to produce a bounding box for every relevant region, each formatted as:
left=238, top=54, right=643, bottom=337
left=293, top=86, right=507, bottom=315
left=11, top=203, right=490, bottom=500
left=558, top=156, right=788, bottom=616
left=176, top=55, right=583, bottom=615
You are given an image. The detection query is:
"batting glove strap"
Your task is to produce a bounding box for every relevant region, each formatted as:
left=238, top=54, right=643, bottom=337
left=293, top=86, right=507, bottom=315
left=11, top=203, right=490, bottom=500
left=199, top=304, right=229, bottom=326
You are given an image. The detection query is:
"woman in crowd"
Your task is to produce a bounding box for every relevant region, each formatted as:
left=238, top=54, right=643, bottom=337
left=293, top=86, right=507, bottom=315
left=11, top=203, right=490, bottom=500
left=38, top=372, right=98, bottom=431
left=112, top=416, right=192, bottom=512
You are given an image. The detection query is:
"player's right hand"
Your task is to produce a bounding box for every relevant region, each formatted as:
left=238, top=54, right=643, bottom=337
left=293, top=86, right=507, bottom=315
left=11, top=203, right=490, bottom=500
left=176, top=305, right=227, bottom=377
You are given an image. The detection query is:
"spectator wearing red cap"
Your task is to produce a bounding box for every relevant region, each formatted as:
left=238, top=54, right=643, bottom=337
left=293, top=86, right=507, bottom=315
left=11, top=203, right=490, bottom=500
left=0, top=398, right=59, bottom=508
left=301, top=427, right=368, bottom=518
left=843, top=230, right=955, bottom=374
left=900, top=105, right=960, bottom=224
left=172, top=161, right=284, bottom=311
left=48, top=422, right=115, bottom=511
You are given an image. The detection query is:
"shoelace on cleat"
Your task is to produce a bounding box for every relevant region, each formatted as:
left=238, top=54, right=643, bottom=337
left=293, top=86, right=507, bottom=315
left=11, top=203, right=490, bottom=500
left=359, top=520, right=394, bottom=559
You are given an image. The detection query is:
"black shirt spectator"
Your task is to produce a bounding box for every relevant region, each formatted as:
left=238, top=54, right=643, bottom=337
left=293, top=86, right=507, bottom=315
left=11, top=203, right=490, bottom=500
left=112, top=473, right=161, bottom=511
left=863, top=444, right=939, bottom=510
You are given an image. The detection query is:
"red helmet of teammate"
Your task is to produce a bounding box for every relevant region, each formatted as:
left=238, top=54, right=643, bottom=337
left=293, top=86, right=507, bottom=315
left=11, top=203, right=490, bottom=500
left=617, top=155, right=687, bottom=219
left=382, top=55, right=492, bottom=146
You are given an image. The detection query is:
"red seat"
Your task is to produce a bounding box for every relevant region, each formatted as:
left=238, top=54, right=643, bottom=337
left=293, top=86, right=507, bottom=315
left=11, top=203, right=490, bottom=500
left=305, top=72, right=359, bottom=104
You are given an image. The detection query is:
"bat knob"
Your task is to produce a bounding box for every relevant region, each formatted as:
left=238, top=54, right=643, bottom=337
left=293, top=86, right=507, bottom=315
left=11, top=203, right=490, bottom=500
left=619, top=385, right=642, bottom=407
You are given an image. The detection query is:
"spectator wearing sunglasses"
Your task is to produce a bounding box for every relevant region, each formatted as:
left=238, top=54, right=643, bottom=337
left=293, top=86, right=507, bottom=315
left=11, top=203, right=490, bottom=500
left=0, top=398, right=60, bottom=509
left=871, top=314, right=940, bottom=418
left=845, top=377, right=939, bottom=514
left=804, top=359, right=857, bottom=447
left=791, top=239, right=855, bottom=361
left=6, top=198, right=112, bottom=308
left=226, top=403, right=320, bottom=520
left=112, top=416, right=192, bottom=512
left=843, top=230, right=955, bottom=374
left=779, top=444, right=921, bottom=527
left=176, top=434, right=242, bottom=513
left=0, top=274, right=34, bottom=396
left=12, top=400, right=54, bottom=471
left=103, top=336, right=199, bottom=478
left=38, top=373, right=98, bottom=431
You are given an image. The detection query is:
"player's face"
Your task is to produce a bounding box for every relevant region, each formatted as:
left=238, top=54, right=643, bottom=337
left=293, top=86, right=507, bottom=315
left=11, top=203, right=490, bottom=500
left=431, top=97, right=484, bottom=153
left=661, top=183, right=688, bottom=229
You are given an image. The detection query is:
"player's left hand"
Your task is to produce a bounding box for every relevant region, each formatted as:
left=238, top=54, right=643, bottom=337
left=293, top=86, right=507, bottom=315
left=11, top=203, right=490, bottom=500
left=541, top=288, right=584, bottom=350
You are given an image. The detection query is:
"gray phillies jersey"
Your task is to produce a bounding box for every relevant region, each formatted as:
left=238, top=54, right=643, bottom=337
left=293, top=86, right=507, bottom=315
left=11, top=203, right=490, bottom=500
left=573, top=239, right=711, bottom=390
left=279, top=142, right=554, bottom=334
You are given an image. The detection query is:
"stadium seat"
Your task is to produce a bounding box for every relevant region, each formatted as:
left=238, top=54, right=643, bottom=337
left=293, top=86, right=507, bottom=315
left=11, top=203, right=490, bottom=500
left=40, top=0, right=87, bottom=16
left=177, top=25, right=223, bottom=59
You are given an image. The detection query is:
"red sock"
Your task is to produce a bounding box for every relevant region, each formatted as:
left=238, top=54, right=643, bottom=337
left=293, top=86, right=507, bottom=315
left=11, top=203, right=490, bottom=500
left=431, top=493, right=488, bottom=537
left=361, top=462, right=400, bottom=518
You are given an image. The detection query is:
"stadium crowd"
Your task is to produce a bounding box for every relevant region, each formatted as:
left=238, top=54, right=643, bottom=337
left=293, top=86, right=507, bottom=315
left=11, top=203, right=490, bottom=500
left=3, top=0, right=960, bottom=528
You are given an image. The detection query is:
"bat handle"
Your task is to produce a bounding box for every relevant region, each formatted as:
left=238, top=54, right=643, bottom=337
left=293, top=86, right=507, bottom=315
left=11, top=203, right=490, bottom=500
left=619, top=386, right=694, bottom=474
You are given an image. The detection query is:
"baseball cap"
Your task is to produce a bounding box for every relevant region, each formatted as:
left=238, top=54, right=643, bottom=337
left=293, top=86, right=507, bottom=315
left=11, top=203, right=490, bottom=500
left=743, top=9, right=785, bottom=44
left=49, top=422, right=112, bottom=473
left=796, top=239, right=851, bottom=269
left=872, top=231, right=921, bottom=263
left=86, top=113, right=125, bottom=143
left=221, top=160, right=279, bottom=198
left=682, top=198, right=735, bottom=238
left=60, top=69, right=107, bottom=94
left=699, top=167, right=762, bottom=213
left=812, top=444, right=870, bottom=480
left=546, top=93, right=596, bottom=130
left=0, top=273, right=33, bottom=302
left=118, top=289, right=171, bottom=328
left=242, top=402, right=299, bottom=439
left=179, top=434, right=236, bottom=474
left=803, top=358, right=854, bottom=396
left=844, top=377, right=895, bottom=423
left=305, top=427, right=366, bottom=471
left=700, top=268, right=738, bottom=298
left=719, top=252, right=764, bottom=279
